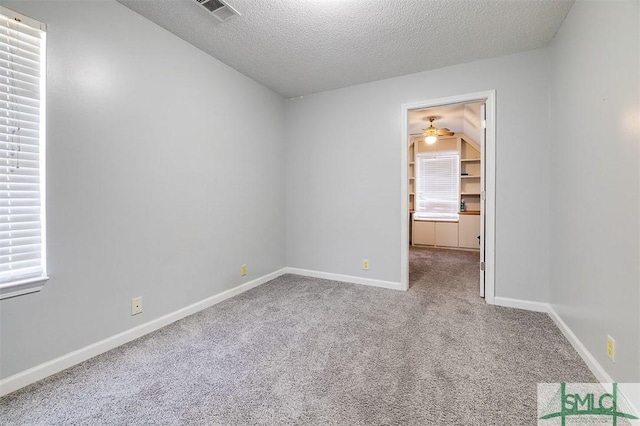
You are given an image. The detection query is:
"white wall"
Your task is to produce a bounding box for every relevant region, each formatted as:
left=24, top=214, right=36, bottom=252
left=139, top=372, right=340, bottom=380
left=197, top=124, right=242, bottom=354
left=549, top=0, right=640, bottom=382
left=0, top=1, right=286, bottom=379
left=285, top=48, right=551, bottom=302
left=463, top=103, right=482, bottom=144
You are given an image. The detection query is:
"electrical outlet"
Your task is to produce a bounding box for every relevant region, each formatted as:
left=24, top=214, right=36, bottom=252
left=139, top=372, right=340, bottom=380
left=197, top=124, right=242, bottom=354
left=362, top=259, right=369, bottom=270
left=131, top=296, right=142, bottom=316
left=607, top=335, right=615, bottom=362
left=241, top=264, right=247, bottom=276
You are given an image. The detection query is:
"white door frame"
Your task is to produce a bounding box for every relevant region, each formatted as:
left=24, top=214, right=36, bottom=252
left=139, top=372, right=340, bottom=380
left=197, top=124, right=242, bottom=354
left=400, top=90, right=496, bottom=304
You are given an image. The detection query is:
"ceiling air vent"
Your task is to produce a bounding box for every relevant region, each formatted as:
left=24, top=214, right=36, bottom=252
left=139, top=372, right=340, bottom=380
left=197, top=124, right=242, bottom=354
left=194, top=0, right=240, bottom=22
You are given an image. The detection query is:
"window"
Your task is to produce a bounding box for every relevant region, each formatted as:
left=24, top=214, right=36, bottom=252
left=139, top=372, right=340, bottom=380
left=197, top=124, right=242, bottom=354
left=414, top=151, right=459, bottom=221
left=0, top=7, right=47, bottom=299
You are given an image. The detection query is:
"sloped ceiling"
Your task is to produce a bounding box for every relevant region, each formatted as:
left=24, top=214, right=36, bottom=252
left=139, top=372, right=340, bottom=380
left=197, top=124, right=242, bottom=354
left=409, top=102, right=483, bottom=143
left=116, top=0, right=573, bottom=98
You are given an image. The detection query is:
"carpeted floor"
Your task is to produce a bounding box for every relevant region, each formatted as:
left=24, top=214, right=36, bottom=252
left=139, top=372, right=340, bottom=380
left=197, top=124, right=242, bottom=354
left=0, top=247, right=594, bottom=425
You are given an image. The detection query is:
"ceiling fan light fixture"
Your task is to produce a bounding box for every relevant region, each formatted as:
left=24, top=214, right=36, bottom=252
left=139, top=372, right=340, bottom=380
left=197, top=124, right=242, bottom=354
left=423, top=116, right=439, bottom=144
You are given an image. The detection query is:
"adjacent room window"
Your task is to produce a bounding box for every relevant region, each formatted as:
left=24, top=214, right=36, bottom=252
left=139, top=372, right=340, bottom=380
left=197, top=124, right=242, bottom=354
left=414, top=151, right=459, bottom=221
left=0, top=7, right=47, bottom=299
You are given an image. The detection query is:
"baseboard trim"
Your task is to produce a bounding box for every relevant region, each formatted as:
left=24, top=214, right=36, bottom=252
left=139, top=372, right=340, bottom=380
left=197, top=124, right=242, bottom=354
left=2, top=271, right=629, bottom=413
left=493, top=296, right=549, bottom=313
left=0, top=268, right=287, bottom=397
left=546, top=304, right=613, bottom=384
left=284, top=267, right=402, bottom=291
left=488, top=298, right=635, bottom=412
left=545, top=306, right=640, bottom=415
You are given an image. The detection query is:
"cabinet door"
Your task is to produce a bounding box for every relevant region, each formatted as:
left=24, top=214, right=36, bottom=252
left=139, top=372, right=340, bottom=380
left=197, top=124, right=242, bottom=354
left=435, top=222, right=459, bottom=247
left=459, top=215, right=480, bottom=248
left=413, top=220, right=435, bottom=245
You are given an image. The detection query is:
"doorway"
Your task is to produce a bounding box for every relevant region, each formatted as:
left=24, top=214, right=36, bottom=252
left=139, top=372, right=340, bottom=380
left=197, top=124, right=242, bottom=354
left=400, top=91, right=496, bottom=304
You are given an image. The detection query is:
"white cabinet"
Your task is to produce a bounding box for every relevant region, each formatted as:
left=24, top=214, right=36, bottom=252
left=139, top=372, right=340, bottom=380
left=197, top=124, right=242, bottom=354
left=435, top=222, right=458, bottom=247
left=413, top=220, right=460, bottom=247
left=413, top=220, right=435, bottom=245
left=459, top=214, right=480, bottom=248
left=412, top=216, right=479, bottom=250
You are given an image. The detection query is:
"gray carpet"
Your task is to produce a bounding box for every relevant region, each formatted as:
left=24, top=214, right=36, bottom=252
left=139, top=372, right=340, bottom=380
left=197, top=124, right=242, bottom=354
left=0, top=247, right=594, bottom=425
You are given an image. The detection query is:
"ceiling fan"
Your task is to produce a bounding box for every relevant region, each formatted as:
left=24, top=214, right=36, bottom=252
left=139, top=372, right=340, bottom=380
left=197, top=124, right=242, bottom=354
left=423, top=116, right=454, bottom=144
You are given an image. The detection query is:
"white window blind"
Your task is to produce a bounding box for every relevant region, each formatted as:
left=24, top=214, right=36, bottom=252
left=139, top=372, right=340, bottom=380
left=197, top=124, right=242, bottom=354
left=0, top=8, right=47, bottom=294
left=415, top=152, right=459, bottom=220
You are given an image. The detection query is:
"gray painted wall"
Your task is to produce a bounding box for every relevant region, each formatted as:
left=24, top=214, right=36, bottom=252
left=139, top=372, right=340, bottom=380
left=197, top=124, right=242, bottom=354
left=549, top=0, right=640, bottom=382
left=0, top=1, right=286, bottom=379
left=285, top=49, right=551, bottom=302
left=3, top=0, right=637, bottom=389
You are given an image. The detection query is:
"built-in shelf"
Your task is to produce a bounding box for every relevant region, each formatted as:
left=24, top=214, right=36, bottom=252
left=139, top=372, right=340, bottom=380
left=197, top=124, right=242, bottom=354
left=409, top=141, right=417, bottom=216
left=460, top=138, right=481, bottom=213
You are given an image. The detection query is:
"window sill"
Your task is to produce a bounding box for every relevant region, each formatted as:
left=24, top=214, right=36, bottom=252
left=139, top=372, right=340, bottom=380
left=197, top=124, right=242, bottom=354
left=0, top=276, right=49, bottom=300
left=413, top=215, right=459, bottom=223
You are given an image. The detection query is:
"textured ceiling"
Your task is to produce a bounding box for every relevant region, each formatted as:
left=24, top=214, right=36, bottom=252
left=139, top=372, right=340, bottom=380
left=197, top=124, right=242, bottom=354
left=116, top=0, right=574, bottom=98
